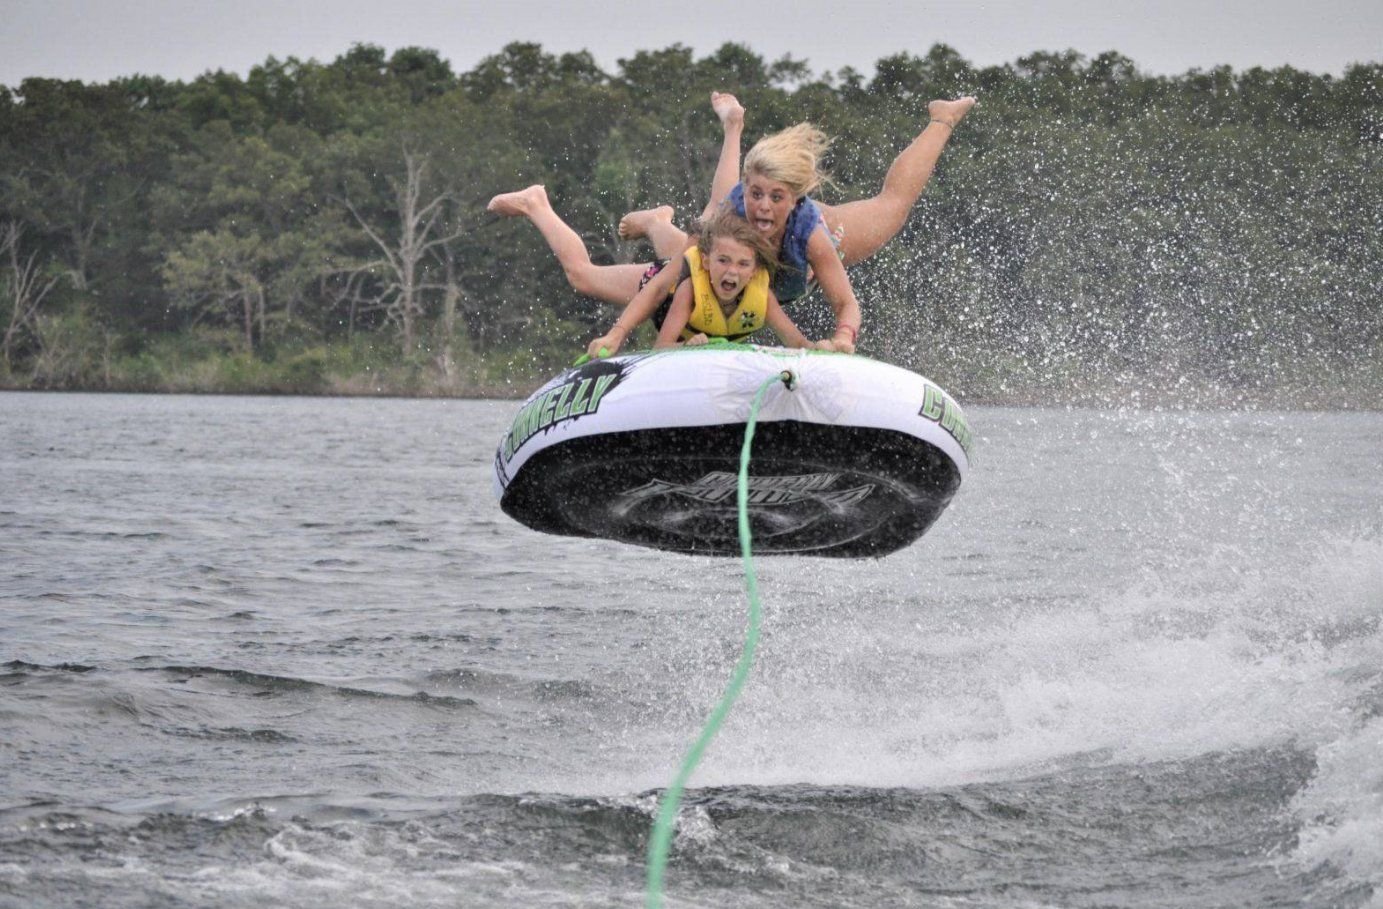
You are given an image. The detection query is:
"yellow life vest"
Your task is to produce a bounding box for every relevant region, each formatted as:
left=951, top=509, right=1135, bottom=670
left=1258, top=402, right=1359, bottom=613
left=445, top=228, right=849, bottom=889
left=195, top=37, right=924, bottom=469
left=681, top=247, right=770, bottom=342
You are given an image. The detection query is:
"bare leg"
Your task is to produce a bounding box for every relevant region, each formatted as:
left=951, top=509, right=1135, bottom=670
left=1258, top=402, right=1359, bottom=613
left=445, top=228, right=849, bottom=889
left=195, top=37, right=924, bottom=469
left=618, top=91, right=745, bottom=260
left=702, top=91, right=745, bottom=219
left=619, top=206, right=692, bottom=261
left=641, top=220, right=691, bottom=262
left=818, top=96, right=976, bottom=267
left=618, top=205, right=673, bottom=239
left=487, top=185, right=647, bottom=305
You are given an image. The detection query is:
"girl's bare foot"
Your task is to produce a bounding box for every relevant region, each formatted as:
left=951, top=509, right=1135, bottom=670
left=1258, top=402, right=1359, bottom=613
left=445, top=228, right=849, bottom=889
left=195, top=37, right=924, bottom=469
left=486, top=184, right=548, bottom=217
left=710, top=91, right=745, bottom=129
left=927, top=96, right=977, bottom=128
left=617, top=205, right=674, bottom=241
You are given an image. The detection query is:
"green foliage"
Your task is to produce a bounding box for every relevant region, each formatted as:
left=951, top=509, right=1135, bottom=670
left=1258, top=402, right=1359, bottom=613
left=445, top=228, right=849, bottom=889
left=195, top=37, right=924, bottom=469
left=1, top=42, right=1379, bottom=405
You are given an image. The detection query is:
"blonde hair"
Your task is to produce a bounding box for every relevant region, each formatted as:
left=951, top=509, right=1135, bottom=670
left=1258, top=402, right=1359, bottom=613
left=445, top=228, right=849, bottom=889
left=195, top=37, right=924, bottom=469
left=742, top=123, right=832, bottom=199
left=695, top=209, right=778, bottom=276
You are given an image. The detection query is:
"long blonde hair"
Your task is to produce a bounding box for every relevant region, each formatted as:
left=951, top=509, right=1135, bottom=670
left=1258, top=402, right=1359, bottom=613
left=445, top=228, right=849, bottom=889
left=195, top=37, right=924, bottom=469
left=742, top=123, right=832, bottom=199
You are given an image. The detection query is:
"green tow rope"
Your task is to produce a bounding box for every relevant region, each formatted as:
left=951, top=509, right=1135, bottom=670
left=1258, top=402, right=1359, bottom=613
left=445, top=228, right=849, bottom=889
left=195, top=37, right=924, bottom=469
left=644, top=369, right=795, bottom=909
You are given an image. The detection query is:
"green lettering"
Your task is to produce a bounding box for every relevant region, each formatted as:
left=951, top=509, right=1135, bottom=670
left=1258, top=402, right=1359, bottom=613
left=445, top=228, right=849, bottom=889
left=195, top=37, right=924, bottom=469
left=503, top=372, right=618, bottom=459
left=521, top=397, right=543, bottom=441
left=921, top=386, right=944, bottom=421
left=539, top=388, right=559, bottom=428
left=553, top=381, right=575, bottom=421
left=940, top=400, right=958, bottom=432
left=586, top=374, right=617, bottom=412
left=568, top=378, right=592, bottom=416
left=506, top=402, right=533, bottom=457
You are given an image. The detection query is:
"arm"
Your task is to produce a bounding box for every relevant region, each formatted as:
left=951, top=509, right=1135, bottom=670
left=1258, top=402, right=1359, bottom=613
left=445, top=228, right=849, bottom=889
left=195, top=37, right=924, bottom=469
left=806, top=227, right=862, bottom=354
left=763, top=291, right=814, bottom=349
left=700, top=92, right=745, bottom=220
left=586, top=261, right=682, bottom=357
left=655, top=281, right=704, bottom=348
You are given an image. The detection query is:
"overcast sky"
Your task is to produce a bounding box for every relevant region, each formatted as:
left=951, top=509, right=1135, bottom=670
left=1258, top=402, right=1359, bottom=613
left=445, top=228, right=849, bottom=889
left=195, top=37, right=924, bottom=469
left=2, top=0, right=1379, bottom=89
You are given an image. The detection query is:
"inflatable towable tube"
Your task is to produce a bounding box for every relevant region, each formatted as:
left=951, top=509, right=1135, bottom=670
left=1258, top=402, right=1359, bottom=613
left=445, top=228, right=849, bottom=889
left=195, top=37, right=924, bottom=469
left=492, top=344, right=972, bottom=558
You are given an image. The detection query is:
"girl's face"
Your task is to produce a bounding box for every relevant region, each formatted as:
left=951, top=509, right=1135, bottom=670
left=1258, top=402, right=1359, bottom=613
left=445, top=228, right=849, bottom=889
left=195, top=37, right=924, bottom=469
left=742, top=172, right=797, bottom=243
left=704, top=236, right=758, bottom=304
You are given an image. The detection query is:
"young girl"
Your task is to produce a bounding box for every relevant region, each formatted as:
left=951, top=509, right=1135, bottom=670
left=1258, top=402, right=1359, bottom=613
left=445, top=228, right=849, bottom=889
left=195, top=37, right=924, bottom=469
left=585, top=209, right=825, bottom=358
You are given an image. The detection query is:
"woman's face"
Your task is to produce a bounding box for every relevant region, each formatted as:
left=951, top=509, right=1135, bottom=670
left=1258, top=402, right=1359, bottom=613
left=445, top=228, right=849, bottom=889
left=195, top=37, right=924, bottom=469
left=704, top=236, right=758, bottom=304
left=741, top=172, right=797, bottom=243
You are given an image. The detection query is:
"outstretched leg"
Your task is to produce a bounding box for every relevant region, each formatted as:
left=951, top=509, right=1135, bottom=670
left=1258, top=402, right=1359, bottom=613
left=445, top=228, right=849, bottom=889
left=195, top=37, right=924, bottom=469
left=617, top=205, right=689, bottom=261
left=703, top=91, right=745, bottom=219
left=618, top=91, right=746, bottom=260
left=487, top=185, right=646, bottom=306
left=817, top=97, right=976, bottom=267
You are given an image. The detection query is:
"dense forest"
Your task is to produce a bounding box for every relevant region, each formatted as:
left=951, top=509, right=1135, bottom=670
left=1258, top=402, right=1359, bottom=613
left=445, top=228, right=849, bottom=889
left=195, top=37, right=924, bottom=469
left=1, top=42, right=1380, bottom=405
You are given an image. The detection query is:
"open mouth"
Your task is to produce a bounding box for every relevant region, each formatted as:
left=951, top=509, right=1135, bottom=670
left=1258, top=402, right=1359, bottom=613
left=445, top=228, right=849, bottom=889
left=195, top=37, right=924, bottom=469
left=719, top=278, right=739, bottom=295
left=753, top=218, right=774, bottom=232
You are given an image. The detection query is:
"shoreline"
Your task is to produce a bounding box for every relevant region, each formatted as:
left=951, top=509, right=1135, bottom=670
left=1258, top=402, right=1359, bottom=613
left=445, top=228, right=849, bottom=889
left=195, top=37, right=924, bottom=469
left=4, top=381, right=1379, bottom=413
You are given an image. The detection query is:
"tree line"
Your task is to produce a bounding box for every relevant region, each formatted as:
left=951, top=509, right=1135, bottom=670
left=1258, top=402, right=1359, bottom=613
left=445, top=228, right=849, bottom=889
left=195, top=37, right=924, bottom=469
left=1, top=42, right=1379, bottom=404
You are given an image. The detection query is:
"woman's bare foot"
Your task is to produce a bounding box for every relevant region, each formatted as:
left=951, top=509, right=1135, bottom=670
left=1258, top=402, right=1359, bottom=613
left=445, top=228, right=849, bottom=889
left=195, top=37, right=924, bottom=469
left=486, top=184, right=548, bottom=217
left=927, top=96, right=977, bottom=128
left=617, top=205, right=674, bottom=241
left=711, top=91, right=745, bottom=129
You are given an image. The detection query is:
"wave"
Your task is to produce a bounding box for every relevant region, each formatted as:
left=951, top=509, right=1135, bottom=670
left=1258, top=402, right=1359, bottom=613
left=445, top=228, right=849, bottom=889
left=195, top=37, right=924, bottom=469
left=688, top=534, right=1378, bottom=780
left=1, top=770, right=1366, bottom=909
left=146, top=665, right=480, bottom=709
left=2, top=661, right=481, bottom=724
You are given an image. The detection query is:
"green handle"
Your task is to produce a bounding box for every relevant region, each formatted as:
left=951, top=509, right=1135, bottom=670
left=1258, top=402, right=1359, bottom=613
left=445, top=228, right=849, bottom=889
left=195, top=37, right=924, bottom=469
left=572, top=346, right=610, bottom=367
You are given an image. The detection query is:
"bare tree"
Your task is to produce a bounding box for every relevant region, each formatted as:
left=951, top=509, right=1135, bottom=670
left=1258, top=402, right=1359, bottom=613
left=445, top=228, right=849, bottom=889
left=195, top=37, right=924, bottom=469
left=320, top=261, right=387, bottom=340
left=341, top=143, right=468, bottom=354
left=1, top=222, right=63, bottom=372
left=433, top=243, right=463, bottom=380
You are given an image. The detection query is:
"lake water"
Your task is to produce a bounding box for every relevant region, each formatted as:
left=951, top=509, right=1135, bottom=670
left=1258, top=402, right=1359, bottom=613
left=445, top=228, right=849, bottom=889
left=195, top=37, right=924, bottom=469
left=2, top=390, right=1381, bottom=907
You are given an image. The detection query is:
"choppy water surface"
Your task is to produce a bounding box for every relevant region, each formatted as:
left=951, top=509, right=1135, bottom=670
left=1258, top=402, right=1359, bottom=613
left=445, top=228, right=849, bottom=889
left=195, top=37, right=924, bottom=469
left=2, top=391, right=1381, bottom=908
